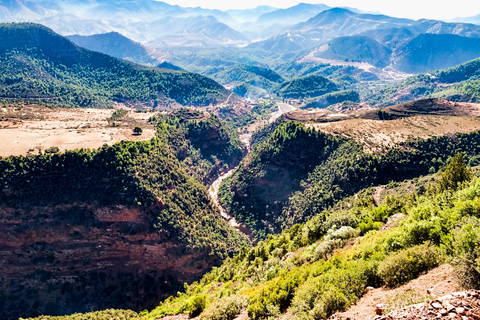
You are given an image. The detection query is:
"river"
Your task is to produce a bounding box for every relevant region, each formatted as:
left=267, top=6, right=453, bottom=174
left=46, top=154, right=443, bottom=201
left=208, top=102, right=295, bottom=240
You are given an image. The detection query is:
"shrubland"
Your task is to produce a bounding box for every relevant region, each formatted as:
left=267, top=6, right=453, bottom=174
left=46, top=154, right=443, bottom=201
left=220, top=120, right=480, bottom=238
left=131, top=151, right=480, bottom=320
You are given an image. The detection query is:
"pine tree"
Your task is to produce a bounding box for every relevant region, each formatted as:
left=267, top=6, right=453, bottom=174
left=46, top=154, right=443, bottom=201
left=438, top=152, right=472, bottom=192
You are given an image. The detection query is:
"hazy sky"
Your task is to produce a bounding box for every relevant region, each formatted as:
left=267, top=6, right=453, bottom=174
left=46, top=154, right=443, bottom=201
left=163, top=0, right=480, bottom=20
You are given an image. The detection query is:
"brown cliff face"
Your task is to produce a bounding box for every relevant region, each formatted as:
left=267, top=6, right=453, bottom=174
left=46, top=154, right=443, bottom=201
left=0, top=203, right=218, bottom=320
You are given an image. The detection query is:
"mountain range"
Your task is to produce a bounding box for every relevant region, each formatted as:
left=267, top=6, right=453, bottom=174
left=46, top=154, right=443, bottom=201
left=1, top=0, right=480, bottom=77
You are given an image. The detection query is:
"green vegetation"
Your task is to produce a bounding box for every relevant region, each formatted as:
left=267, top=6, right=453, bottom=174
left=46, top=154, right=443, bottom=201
left=438, top=152, right=472, bottom=192
left=0, top=137, right=248, bottom=255
left=302, top=90, right=360, bottom=109
left=151, top=109, right=244, bottom=184
left=217, top=99, right=278, bottom=129
left=276, top=75, right=337, bottom=99
left=377, top=243, right=437, bottom=287
left=220, top=121, right=343, bottom=237
left=0, top=23, right=228, bottom=108
left=220, top=121, right=480, bottom=238
left=23, top=309, right=140, bottom=320
left=364, top=57, right=480, bottom=107
left=134, top=153, right=480, bottom=320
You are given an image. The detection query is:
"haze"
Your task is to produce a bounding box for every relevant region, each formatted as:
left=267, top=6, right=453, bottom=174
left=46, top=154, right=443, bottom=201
left=163, top=0, right=480, bottom=20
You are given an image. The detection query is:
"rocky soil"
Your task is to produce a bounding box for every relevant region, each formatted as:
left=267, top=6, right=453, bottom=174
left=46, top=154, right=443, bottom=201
left=377, top=290, right=480, bottom=320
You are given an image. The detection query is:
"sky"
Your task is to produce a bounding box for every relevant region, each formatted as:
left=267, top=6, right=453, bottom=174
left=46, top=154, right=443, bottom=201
left=162, top=0, right=480, bottom=20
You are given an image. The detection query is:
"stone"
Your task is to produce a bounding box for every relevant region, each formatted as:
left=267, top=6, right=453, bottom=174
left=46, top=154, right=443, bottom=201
left=432, top=302, right=443, bottom=309
left=456, top=307, right=466, bottom=314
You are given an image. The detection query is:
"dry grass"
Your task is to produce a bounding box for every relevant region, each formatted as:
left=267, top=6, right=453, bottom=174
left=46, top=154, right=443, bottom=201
left=307, top=115, right=480, bottom=152
left=0, top=105, right=157, bottom=157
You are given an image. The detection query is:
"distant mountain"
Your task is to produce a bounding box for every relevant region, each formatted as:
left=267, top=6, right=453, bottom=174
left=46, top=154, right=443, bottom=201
left=226, top=6, right=278, bottom=22
left=0, top=23, right=229, bottom=107
left=247, top=7, right=480, bottom=64
left=246, top=8, right=412, bottom=57
left=392, top=33, right=480, bottom=73
left=145, top=15, right=249, bottom=47
left=256, top=3, right=331, bottom=25
left=67, top=32, right=155, bottom=65
left=415, top=19, right=480, bottom=38
left=451, top=14, right=480, bottom=25
left=314, top=36, right=392, bottom=68
left=0, top=0, right=238, bottom=42
left=358, top=27, right=417, bottom=49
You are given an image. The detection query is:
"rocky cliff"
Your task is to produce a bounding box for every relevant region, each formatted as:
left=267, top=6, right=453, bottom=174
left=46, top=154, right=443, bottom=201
left=0, top=138, right=249, bottom=320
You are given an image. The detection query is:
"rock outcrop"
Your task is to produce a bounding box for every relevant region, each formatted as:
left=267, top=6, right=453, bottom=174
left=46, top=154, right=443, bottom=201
left=0, top=203, right=216, bottom=320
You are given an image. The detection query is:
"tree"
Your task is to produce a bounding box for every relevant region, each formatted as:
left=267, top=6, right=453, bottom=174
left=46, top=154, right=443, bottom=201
left=133, top=126, right=143, bottom=135
left=438, top=152, right=472, bottom=192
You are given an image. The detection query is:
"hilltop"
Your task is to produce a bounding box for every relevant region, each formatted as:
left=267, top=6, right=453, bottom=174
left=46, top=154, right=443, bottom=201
left=67, top=32, right=156, bottom=65
left=0, top=23, right=229, bottom=108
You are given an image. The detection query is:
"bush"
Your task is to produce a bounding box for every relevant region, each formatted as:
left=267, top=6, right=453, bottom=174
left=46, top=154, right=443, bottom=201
left=291, top=260, right=373, bottom=320
left=438, top=152, right=471, bottom=192
left=451, top=220, right=480, bottom=289
left=324, top=226, right=360, bottom=241
left=184, top=294, right=207, bottom=318
left=377, top=243, right=438, bottom=287
left=200, top=295, right=248, bottom=320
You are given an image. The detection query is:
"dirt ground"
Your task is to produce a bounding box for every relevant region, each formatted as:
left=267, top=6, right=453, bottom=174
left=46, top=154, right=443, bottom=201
left=0, top=105, right=156, bottom=157
left=307, top=115, right=480, bottom=152
left=330, top=264, right=460, bottom=320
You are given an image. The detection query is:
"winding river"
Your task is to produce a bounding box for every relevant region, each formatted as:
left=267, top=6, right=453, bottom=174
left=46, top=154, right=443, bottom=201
left=208, top=102, right=295, bottom=240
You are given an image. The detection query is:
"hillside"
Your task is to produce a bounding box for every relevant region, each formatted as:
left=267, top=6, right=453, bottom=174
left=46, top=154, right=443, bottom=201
left=276, top=74, right=338, bottom=99
left=365, top=58, right=480, bottom=106
left=0, top=116, right=249, bottom=319
left=0, top=23, right=229, bottom=108
left=220, top=118, right=480, bottom=238
left=80, top=152, right=480, bottom=320
left=314, top=36, right=392, bottom=68
left=145, top=16, right=249, bottom=47
left=67, top=32, right=156, bottom=65
left=256, top=3, right=330, bottom=25
left=392, top=34, right=480, bottom=73
left=152, top=109, right=245, bottom=185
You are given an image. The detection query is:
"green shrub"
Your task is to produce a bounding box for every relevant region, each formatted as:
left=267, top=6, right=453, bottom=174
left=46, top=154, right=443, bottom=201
left=291, top=260, right=373, bottom=319
left=359, top=218, right=382, bottom=235
left=377, top=243, right=438, bottom=287
left=451, top=220, right=480, bottom=289
left=438, top=152, right=472, bottom=192
left=184, top=294, right=207, bottom=318
left=324, top=226, right=360, bottom=241
left=200, top=295, right=248, bottom=320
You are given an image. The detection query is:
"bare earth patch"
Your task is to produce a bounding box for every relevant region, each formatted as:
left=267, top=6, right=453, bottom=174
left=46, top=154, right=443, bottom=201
left=307, top=115, right=480, bottom=152
left=329, top=264, right=460, bottom=320
left=0, top=105, right=156, bottom=157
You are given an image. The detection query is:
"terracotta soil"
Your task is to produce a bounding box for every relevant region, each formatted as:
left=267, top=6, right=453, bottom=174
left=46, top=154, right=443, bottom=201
left=330, top=264, right=461, bottom=320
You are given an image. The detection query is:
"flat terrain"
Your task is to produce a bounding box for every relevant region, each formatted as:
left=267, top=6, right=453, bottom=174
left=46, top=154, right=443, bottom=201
left=307, top=115, right=480, bottom=152
left=0, top=105, right=156, bottom=157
